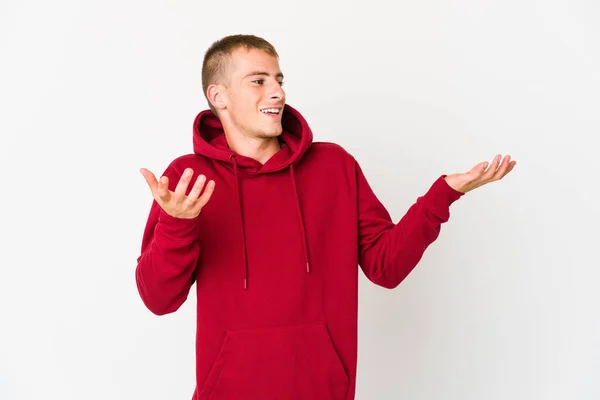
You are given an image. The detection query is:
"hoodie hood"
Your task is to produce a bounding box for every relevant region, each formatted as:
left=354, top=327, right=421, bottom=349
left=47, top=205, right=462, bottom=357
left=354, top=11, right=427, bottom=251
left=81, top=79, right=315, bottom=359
left=191, top=104, right=313, bottom=290
left=192, top=103, right=313, bottom=174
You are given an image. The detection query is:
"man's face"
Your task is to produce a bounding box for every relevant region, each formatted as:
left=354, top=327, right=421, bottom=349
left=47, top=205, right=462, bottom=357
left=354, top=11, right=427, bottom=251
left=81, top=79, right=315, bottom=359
left=218, top=47, right=286, bottom=139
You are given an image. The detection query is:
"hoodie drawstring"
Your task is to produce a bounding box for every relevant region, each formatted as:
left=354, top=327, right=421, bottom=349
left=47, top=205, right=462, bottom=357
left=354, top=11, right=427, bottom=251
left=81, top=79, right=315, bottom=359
left=230, top=154, right=249, bottom=290
left=290, top=164, right=311, bottom=274
left=230, top=155, right=311, bottom=290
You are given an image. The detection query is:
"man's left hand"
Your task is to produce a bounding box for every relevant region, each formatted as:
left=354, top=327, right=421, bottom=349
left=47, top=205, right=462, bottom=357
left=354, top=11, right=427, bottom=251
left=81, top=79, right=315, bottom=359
left=444, top=154, right=517, bottom=194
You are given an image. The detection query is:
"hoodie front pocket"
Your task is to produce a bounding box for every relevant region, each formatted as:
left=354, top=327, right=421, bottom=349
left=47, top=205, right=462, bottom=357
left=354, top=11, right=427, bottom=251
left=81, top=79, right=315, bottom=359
left=199, top=322, right=349, bottom=400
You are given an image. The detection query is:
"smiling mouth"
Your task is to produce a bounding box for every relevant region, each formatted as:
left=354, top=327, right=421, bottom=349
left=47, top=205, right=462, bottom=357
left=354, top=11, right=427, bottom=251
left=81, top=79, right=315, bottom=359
left=260, top=107, right=282, bottom=115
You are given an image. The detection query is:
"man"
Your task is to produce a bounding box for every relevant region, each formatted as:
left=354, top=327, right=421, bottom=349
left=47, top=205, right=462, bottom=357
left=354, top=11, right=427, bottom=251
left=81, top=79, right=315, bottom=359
left=136, top=34, right=516, bottom=400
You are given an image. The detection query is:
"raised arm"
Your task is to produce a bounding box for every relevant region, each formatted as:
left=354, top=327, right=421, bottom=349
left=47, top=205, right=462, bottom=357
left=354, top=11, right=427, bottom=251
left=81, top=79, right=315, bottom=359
left=357, top=154, right=515, bottom=288
left=135, top=166, right=215, bottom=315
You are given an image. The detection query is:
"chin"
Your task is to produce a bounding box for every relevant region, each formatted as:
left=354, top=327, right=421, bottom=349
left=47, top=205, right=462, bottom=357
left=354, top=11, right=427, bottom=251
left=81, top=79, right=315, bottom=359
left=257, top=125, right=282, bottom=138
left=257, top=131, right=281, bottom=139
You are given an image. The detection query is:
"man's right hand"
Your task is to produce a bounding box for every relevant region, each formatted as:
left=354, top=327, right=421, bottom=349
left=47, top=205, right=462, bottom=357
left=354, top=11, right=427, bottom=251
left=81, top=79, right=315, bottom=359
left=140, top=167, right=215, bottom=219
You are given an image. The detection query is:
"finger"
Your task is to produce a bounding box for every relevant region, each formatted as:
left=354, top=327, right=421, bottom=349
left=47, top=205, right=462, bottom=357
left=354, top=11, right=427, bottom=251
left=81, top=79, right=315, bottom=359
left=174, top=168, right=194, bottom=199
left=507, top=160, right=517, bottom=173
left=185, top=174, right=207, bottom=205
left=466, top=161, right=491, bottom=187
left=470, top=161, right=489, bottom=177
left=156, top=175, right=170, bottom=201
left=140, top=168, right=158, bottom=193
left=482, top=154, right=502, bottom=181
left=500, top=160, right=517, bottom=177
left=195, top=180, right=216, bottom=210
left=493, top=155, right=512, bottom=179
left=494, top=155, right=510, bottom=179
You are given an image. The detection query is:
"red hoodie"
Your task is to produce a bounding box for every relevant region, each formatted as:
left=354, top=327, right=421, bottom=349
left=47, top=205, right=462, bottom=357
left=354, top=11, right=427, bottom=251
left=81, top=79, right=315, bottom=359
left=135, top=104, right=464, bottom=399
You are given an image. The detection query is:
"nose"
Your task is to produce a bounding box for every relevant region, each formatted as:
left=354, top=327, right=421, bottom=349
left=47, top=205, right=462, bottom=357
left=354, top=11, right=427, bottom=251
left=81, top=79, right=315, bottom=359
left=270, top=82, right=285, bottom=101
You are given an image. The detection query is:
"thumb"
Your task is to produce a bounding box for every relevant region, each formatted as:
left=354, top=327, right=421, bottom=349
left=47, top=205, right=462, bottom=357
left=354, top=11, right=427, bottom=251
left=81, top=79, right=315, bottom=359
left=469, top=161, right=488, bottom=173
left=140, top=168, right=158, bottom=192
left=468, top=161, right=488, bottom=178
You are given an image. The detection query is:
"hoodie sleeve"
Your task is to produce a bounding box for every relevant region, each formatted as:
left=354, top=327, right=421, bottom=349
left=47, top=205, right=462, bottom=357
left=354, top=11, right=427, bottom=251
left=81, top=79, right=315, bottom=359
left=356, top=161, right=464, bottom=289
left=135, top=166, right=202, bottom=315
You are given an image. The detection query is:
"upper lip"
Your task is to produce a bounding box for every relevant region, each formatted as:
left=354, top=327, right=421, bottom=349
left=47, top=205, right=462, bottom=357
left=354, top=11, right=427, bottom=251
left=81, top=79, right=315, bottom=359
left=260, top=105, right=284, bottom=110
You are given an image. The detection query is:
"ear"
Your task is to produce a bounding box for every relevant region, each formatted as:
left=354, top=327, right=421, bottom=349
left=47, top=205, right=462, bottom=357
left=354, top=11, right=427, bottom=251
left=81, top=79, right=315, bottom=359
left=207, top=84, right=227, bottom=112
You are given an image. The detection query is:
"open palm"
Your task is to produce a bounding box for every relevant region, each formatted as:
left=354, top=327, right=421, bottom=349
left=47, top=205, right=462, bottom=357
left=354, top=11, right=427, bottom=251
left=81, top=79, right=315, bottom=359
left=444, top=154, right=516, bottom=194
left=140, top=167, right=215, bottom=219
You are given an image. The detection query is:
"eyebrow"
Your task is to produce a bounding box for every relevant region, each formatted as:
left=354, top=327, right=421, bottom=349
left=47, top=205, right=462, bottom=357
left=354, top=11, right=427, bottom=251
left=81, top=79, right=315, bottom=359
left=243, top=71, right=284, bottom=80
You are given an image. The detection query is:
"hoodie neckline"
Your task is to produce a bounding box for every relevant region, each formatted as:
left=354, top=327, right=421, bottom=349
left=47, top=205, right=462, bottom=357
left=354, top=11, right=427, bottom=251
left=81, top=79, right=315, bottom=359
left=192, top=104, right=312, bottom=174
left=207, top=131, right=300, bottom=176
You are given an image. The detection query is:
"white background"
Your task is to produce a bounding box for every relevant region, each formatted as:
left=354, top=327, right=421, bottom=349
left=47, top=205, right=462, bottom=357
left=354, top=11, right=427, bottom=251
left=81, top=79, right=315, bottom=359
left=1, top=0, right=599, bottom=399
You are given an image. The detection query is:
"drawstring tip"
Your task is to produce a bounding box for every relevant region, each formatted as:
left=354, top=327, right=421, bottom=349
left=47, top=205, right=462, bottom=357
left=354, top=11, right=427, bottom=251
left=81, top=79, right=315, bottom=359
left=306, top=262, right=311, bottom=274
left=244, top=277, right=248, bottom=290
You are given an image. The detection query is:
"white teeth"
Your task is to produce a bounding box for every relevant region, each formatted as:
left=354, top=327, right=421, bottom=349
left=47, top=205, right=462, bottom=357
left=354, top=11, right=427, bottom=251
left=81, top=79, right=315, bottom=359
left=261, top=108, right=280, bottom=114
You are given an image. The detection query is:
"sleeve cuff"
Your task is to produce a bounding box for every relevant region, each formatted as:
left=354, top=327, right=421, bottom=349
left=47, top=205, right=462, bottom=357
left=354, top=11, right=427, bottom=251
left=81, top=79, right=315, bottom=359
left=156, top=209, right=201, bottom=239
left=420, top=175, right=465, bottom=221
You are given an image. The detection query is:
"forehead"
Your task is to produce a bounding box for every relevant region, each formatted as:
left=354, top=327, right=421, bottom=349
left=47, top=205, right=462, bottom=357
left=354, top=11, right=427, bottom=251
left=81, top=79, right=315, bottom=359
left=228, top=47, right=281, bottom=77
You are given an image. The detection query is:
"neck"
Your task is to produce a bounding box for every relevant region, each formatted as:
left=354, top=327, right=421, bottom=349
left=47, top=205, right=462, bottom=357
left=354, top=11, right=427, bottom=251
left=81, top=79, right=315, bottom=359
left=224, top=132, right=282, bottom=165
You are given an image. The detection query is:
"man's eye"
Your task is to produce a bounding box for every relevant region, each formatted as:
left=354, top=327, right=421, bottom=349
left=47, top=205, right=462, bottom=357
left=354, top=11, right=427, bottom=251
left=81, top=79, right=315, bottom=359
left=253, top=79, right=264, bottom=84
